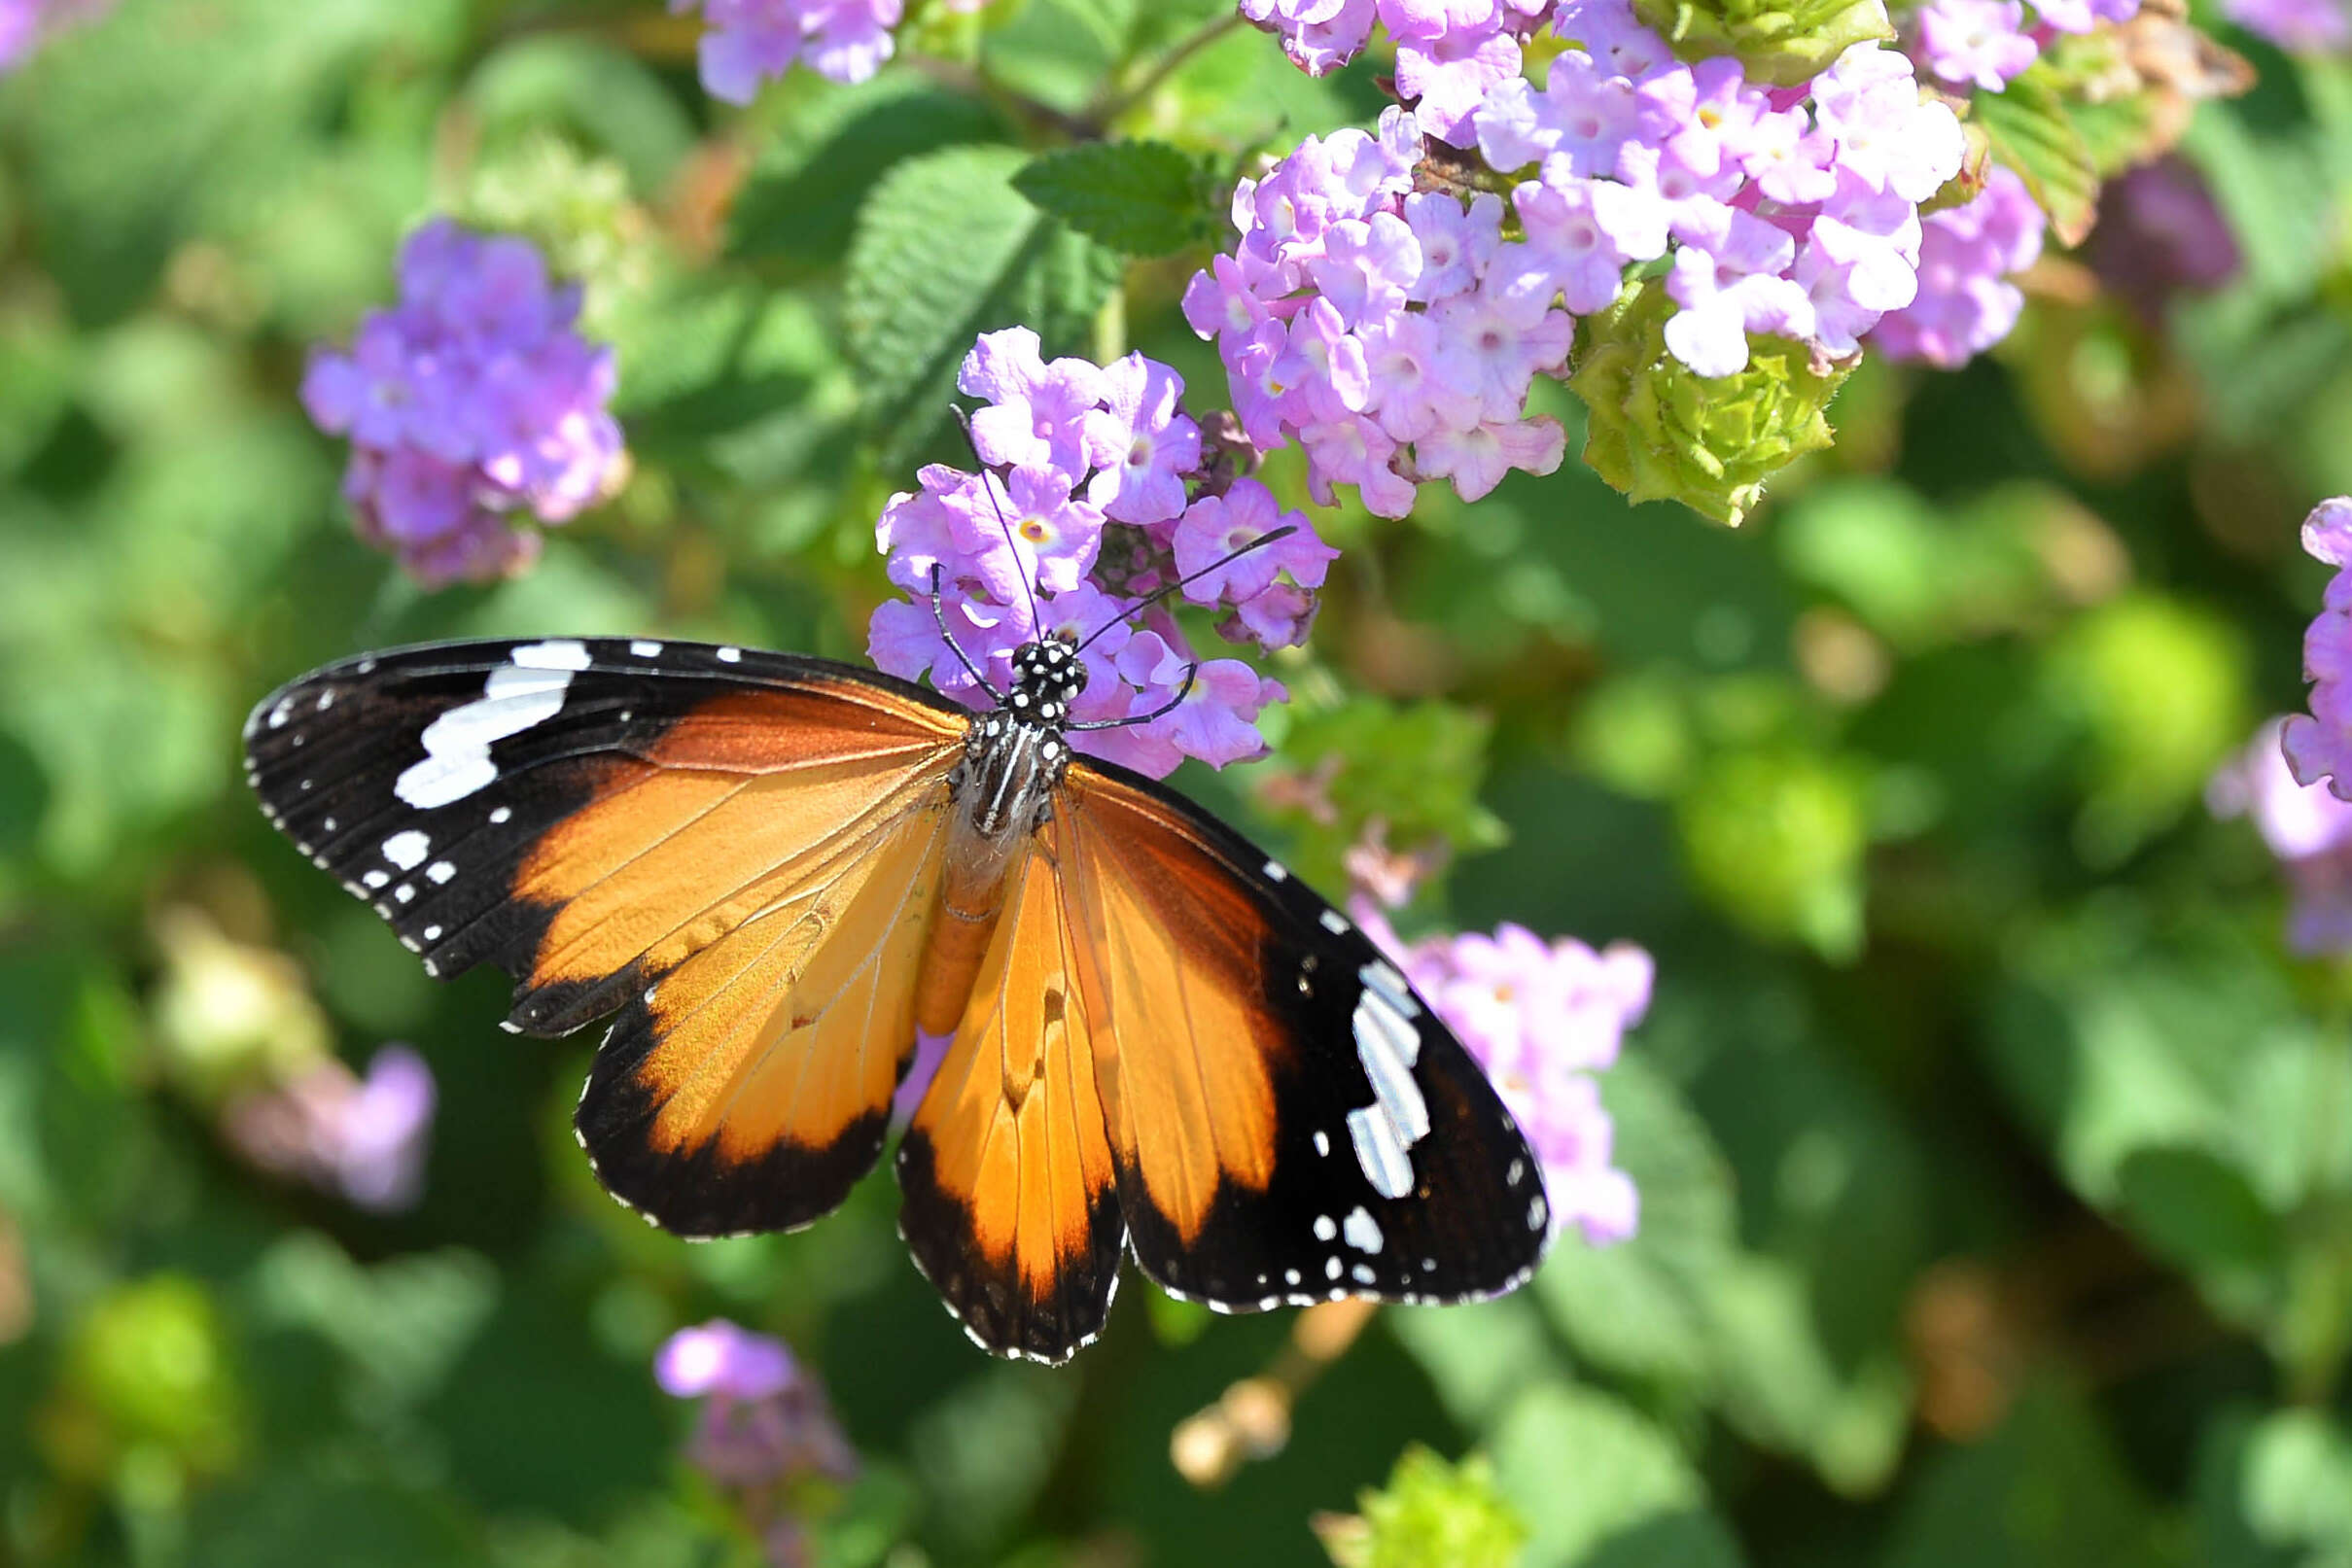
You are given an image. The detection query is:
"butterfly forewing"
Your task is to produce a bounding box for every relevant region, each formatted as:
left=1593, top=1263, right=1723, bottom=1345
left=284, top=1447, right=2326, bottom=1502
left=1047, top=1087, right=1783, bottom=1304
left=245, top=639, right=970, bottom=1233
left=1053, top=760, right=1551, bottom=1313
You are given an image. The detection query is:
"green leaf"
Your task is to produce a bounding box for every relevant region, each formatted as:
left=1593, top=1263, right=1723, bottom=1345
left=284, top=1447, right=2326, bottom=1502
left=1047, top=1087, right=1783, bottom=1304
left=1488, top=1383, right=1740, bottom=1568
left=1012, top=140, right=1217, bottom=258
left=2115, top=1147, right=2288, bottom=1326
left=729, top=80, right=1013, bottom=269
left=1537, top=1060, right=1736, bottom=1396
left=843, top=145, right=1122, bottom=466
left=1972, top=69, right=2099, bottom=247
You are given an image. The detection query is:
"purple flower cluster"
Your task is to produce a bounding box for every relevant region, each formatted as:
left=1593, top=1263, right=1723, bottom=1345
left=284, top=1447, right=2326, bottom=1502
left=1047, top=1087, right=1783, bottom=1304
left=2283, top=500, right=2352, bottom=799
left=1189, top=7, right=1973, bottom=513
left=1358, top=902, right=1650, bottom=1245
left=1241, top=0, right=1555, bottom=142
left=2211, top=718, right=2352, bottom=955
left=671, top=0, right=992, bottom=102
left=1477, top=22, right=1966, bottom=374
left=867, top=328, right=1335, bottom=778
left=302, top=221, right=623, bottom=588
left=223, top=1045, right=437, bottom=1212
left=1865, top=165, right=2043, bottom=367
left=1907, top=0, right=2140, bottom=91
left=655, top=1321, right=857, bottom=1568
left=1184, top=108, right=1573, bottom=516
left=2223, top=0, right=2349, bottom=50
left=0, top=0, right=108, bottom=72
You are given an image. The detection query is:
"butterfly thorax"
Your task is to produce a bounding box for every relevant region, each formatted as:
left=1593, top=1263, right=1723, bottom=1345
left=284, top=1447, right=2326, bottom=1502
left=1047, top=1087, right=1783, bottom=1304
left=952, top=639, right=1083, bottom=841
left=917, top=640, right=1083, bottom=1035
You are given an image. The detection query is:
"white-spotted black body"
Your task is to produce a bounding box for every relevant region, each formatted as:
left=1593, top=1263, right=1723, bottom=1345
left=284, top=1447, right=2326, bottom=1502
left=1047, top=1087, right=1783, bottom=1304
left=953, top=638, right=1084, bottom=841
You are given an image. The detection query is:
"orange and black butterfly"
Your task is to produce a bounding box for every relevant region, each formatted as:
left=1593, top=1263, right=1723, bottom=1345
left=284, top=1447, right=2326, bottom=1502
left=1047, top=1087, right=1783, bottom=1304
left=244, top=617, right=1550, bottom=1363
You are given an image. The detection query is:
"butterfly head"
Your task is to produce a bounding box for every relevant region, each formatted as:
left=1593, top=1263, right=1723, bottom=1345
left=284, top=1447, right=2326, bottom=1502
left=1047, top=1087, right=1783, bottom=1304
left=1004, top=639, right=1086, bottom=726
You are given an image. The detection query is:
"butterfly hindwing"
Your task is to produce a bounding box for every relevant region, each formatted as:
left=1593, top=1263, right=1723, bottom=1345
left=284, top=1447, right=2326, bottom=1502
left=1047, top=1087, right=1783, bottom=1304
left=1054, top=760, right=1551, bottom=1313
left=246, top=639, right=969, bottom=1234
left=896, top=843, right=1127, bottom=1364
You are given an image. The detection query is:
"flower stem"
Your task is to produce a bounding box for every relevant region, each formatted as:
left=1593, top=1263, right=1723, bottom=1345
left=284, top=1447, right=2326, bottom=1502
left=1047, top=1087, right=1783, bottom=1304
left=1080, top=13, right=1247, bottom=135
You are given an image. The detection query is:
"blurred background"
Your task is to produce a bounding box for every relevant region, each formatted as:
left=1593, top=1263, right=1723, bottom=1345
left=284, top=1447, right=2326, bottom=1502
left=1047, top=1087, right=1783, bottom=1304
left=4, top=0, right=2352, bottom=1564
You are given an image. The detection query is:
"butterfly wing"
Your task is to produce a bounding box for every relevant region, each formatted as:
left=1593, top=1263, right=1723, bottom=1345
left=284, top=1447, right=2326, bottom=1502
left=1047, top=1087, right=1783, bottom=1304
left=1053, top=758, right=1551, bottom=1312
left=895, top=839, right=1126, bottom=1364
left=244, top=638, right=969, bottom=1233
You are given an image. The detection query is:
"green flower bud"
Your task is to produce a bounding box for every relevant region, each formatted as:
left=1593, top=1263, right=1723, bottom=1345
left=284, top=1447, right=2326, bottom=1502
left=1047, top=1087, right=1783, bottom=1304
left=1568, top=281, right=1850, bottom=529
left=1315, top=1446, right=1527, bottom=1568
left=1631, top=0, right=1892, bottom=84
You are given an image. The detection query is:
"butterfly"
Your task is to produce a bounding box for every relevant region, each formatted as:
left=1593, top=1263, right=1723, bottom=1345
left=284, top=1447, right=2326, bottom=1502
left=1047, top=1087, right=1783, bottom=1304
left=242, top=595, right=1551, bottom=1364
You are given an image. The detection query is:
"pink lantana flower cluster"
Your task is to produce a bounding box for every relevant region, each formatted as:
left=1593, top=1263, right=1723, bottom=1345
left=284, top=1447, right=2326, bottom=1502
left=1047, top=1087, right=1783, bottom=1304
left=223, top=1045, right=438, bottom=1213
left=867, top=328, right=1338, bottom=779
left=1866, top=165, right=2044, bottom=367
left=1242, top=0, right=1558, bottom=143
left=301, top=221, right=624, bottom=587
left=1358, top=902, right=1652, bottom=1244
left=1475, top=19, right=1964, bottom=376
left=1184, top=108, right=1575, bottom=516
left=671, top=0, right=993, bottom=102
left=1907, top=0, right=2140, bottom=94
left=1188, top=1, right=1975, bottom=515
left=654, top=1320, right=857, bottom=1567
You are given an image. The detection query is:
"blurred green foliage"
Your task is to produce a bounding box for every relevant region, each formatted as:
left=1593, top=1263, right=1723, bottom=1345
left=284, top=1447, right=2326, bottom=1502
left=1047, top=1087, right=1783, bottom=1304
left=1, top=0, right=2350, bottom=1565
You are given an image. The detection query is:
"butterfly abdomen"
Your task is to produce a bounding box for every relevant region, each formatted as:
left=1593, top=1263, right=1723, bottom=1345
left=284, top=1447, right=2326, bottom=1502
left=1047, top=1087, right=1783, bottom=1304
left=914, top=716, right=1067, bottom=1034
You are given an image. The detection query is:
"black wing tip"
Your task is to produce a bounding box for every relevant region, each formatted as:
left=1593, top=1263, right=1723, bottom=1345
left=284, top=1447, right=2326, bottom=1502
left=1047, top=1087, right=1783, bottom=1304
left=575, top=1041, right=891, bottom=1240
left=894, top=1129, right=1122, bottom=1366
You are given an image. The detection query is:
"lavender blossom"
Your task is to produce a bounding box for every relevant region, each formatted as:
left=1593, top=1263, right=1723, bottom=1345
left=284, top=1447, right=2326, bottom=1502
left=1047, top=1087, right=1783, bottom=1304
left=671, top=0, right=995, bottom=101
left=223, top=1045, right=437, bottom=1212
left=302, top=221, right=623, bottom=588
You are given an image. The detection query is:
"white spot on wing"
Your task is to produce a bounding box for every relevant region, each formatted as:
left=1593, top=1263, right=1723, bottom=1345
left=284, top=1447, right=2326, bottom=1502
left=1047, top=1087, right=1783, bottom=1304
left=362, top=870, right=389, bottom=889
left=1343, top=1207, right=1383, bottom=1253
left=1325, top=1256, right=1343, bottom=1280
left=488, top=806, right=512, bottom=824
left=1313, top=1214, right=1337, bottom=1241
left=1264, top=860, right=1289, bottom=882
left=1359, top=958, right=1421, bottom=1021
left=1352, top=1263, right=1377, bottom=1285
left=426, top=861, right=455, bottom=885
left=716, top=646, right=742, bottom=663
left=512, top=639, right=593, bottom=672
left=1313, top=1130, right=1330, bottom=1157
left=1348, top=1104, right=1415, bottom=1199
left=1319, top=908, right=1350, bottom=935
left=629, top=641, right=663, bottom=658
left=382, top=830, right=430, bottom=870
left=395, top=652, right=581, bottom=810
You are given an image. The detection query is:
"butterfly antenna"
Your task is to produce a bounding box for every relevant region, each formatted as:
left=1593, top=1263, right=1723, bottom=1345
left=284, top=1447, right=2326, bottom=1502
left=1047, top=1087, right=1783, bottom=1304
left=928, top=565, right=1004, bottom=701
left=1071, top=526, right=1298, bottom=656
left=1066, top=660, right=1199, bottom=732
left=952, top=406, right=1045, bottom=637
